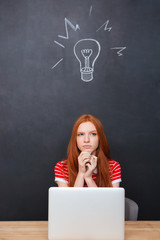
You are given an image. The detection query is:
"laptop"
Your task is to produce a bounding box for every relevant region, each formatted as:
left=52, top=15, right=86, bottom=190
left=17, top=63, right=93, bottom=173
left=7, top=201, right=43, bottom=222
left=48, top=187, right=125, bottom=240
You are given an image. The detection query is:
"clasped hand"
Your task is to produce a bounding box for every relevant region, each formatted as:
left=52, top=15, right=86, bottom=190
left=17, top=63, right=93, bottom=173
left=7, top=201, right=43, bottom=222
left=78, top=152, right=97, bottom=179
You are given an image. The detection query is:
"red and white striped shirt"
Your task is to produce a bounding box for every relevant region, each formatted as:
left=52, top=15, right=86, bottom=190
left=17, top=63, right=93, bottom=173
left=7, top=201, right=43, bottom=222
left=54, top=159, right=122, bottom=185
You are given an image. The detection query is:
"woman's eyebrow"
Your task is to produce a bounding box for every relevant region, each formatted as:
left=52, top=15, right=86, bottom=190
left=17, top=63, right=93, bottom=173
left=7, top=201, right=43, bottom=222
left=77, top=130, right=97, bottom=133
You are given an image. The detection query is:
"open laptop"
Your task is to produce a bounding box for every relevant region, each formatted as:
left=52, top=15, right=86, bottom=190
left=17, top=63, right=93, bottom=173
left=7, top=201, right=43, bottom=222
left=48, top=187, right=125, bottom=240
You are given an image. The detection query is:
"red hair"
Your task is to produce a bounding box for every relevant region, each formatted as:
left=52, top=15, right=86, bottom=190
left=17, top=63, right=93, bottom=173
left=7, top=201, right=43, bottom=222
left=66, top=114, right=112, bottom=187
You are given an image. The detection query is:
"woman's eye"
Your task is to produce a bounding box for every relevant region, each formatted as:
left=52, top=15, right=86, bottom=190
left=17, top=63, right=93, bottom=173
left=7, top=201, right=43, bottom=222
left=77, top=133, right=83, bottom=136
left=91, top=133, right=97, bottom=136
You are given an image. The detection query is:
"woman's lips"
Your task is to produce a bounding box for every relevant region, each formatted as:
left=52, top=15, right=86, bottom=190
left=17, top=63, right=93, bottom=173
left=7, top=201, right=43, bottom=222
left=83, top=145, right=92, bottom=149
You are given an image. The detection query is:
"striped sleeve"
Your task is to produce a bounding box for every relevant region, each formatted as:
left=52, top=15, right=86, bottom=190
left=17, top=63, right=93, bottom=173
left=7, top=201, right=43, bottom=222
left=54, top=160, right=68, bottom=183
left=109, top=160, right=122, bottom=184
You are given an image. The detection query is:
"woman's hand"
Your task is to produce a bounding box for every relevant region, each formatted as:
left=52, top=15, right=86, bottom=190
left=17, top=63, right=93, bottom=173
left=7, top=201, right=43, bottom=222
left=78, top=152, right=91, bottom=174
left=84, top=155, right=97, bottom=180
left=76, top=152, right=98, bottom=187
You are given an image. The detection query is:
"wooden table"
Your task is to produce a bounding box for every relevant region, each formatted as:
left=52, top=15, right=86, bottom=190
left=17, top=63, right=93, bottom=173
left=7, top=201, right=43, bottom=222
left=0, top=221, right=160, bottom=240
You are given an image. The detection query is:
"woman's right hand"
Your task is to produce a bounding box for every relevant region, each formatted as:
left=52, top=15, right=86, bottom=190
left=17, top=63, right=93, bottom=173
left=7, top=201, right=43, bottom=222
left=78, top=152, right=91, bottom=174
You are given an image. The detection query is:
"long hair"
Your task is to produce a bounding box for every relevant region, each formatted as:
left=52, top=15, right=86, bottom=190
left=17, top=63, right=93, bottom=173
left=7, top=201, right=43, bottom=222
left=66, top=114, right=112, bottom=187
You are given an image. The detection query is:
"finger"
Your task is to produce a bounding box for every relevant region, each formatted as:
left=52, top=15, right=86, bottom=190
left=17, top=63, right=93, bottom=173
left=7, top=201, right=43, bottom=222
left=91, top=155, right=97, bottom=160
left=90, top=157, right=97, bottom=169
left=83, top=159, right=91, bottom=165
left=79, top=157, right=90, bottom=164
left=85, top=163, right=92, bottom=170
left=84, top=152, right=92, bottom=156
left=90, top=159, right=95, bottom=169
left=90, top=156, right=95, bottom=164
left=91, top=155, right=97, bottom=163
left=79, top=159, right=90, bottom=167
left=81, top=154, right=91, bottom=161
left=80, top=151, right=91, bottom=156
left=85, top=160, right=91, bottom=165
left=78, top=152, right=90, bottom=161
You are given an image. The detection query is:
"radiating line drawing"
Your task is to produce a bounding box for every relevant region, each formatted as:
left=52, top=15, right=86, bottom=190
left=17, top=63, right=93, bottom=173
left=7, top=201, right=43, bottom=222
left=110, top=47, right=126, bottom=56
left=52, top=9, right=127, bottom=80
left=52, top=18, right=80, bottom=70
left=51, top=58, right=63, bottom=69
left=89, top=6, right=92, bottom=16
left=73, top=39, right=101, bottom=82
left=96, top=20, right=112, bottom=32
left=54, top=41, right=65, bottom=48
left=58, top=18, right=80, bottom=40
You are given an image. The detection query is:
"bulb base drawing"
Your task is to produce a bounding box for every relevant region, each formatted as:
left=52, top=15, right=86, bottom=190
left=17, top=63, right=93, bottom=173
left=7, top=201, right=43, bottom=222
left=81, top=67, right=93, bottom=82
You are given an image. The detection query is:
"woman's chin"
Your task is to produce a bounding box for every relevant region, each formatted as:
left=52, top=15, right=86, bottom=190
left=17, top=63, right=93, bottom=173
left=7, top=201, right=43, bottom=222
left=81, top=149, right=92, bottom=153
left=84, top=149, right=96, bottom=155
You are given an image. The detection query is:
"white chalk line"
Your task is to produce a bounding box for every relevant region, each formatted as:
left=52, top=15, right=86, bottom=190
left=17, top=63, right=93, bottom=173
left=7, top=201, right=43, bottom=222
left=54, top=41, right=65, bottom=48
left=96, top=20, right=112, bottom=32
left=51, top=58, right=63, bottom=69
left=58, top=18, right=80, bottom=40
left=89, top=6, right=92, bottom=16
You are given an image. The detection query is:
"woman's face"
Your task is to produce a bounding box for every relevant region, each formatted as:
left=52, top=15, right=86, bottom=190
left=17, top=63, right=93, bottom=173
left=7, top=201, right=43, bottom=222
left=76, top=121, right=99, bottom=155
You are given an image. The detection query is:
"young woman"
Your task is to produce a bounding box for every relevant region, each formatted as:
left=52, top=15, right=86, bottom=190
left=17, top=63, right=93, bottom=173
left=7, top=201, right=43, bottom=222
left=54, top=114, right=121, bottom=187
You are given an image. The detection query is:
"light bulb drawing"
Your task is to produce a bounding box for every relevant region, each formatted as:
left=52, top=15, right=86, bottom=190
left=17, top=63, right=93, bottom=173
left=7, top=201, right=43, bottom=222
left=73, top=39, right=101, bottom=82
left=51, top=11, right=127, bottom=83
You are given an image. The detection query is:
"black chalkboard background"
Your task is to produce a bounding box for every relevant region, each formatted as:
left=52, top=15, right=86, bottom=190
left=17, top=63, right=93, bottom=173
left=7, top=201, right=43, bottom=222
left=0, top=0, right=160, bottom=220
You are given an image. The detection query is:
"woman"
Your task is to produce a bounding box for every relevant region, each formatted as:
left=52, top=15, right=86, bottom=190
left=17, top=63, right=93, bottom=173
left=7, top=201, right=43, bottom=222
left=54, top=114, right=121, bottom=187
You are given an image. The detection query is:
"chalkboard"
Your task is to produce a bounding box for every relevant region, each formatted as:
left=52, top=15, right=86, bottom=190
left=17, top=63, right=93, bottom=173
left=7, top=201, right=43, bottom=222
left=0, top=0, right=160, bottom=220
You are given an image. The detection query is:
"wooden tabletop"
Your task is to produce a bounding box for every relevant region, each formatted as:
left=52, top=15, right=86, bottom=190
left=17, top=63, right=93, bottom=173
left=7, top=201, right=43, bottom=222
left=0, top=221, right=160, bottom=240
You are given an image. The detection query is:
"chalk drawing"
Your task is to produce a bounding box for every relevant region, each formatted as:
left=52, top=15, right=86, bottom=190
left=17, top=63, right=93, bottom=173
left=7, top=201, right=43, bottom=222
left=74, top=39, right=101, bottom=82
left=51, top=8, right=127, bottom=78
left=54, top=41, right=65, bottom=48
left=58, top=18, right=80, bottom=40
left=51, top=58, right=63, bottom=69
left=52, top=18, right=80, bottom=70
left=96, top=20, right=112, bottom=32
left=110, top=47, right=126, bottom=56
left=89, top=6, right=92, bottom=16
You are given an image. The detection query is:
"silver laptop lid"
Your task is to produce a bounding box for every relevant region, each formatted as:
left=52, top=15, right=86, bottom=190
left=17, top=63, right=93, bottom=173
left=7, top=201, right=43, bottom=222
left=48, top=187, right=125, bottom=240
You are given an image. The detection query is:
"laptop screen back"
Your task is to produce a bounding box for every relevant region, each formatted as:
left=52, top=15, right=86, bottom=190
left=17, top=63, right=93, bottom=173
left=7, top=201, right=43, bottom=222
left=48, top=187, right=125, bottom=240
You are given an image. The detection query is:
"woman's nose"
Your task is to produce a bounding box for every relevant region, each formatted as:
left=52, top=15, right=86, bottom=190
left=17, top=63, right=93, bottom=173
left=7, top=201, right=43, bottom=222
left=84, top=134, right=89, bottom=142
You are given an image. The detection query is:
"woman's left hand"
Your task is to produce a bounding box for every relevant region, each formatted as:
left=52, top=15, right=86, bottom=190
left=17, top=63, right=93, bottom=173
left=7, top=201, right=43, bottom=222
left=84, top=155, right=97, bottom=180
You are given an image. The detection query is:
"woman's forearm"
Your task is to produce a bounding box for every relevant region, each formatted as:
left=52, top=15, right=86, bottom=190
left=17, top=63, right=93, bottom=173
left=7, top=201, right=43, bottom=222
left=74, top=172, right=85, bottom=187
left=85, top=177, right=97, bottom=187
